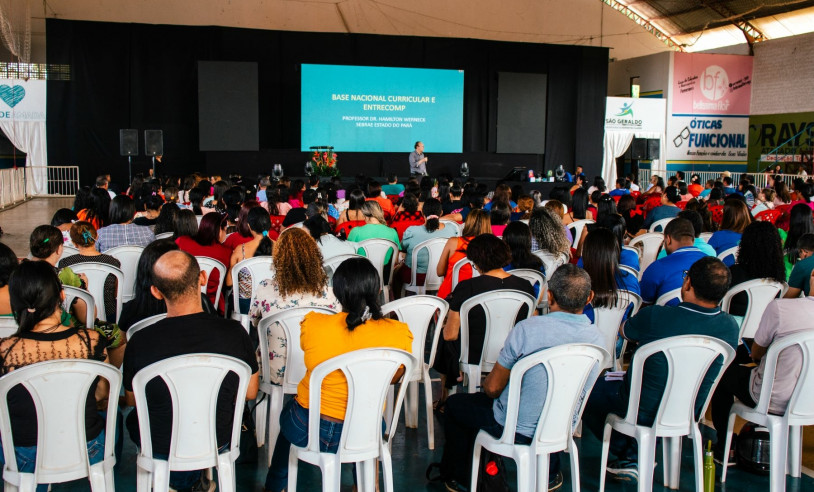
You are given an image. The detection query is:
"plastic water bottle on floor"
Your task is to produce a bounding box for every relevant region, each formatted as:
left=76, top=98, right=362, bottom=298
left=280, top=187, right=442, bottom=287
left=704, top=440, right=715, bottom=492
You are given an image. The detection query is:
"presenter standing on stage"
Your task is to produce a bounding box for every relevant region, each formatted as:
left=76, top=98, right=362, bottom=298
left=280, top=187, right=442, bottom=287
left=410, top=141, right=428, bottom=176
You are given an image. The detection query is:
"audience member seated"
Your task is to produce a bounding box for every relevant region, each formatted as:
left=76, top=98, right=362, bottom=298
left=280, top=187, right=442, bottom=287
left=542, top=200, right=574, bottom=244
left=223, top=200, right=263, bottom=249
left=489, top=202, right=511, bottom=237
left=722, top=176, right=737, bottom=195
left=639, top=218, right=708, bottom=305
left=433, top=234, right=536, bottom=406
left=564, top=188, right=594, bottom=225
left=640, top=185, right=681, bottom=233
left=0, top=261, right=112, bottom=490
left=303, top=215, right=357, bottom=260
left=587, top=176, right=606, bottom=196
left=438, top=265, right=602, bottom=492
left=688, top=174, right=704, bottom=197
left=751, top=188, right=776, bottom=215
left=390, top=193, right=425, bottom=239
left=727, top=221, right=786, bottom=320
left=393, top=198, right=457, bottom=297
left=51, top=208, right=78, bottom=246
left=443, top=185, right=465, bottom=215
left=502, top=221, right=544, bottom=273
left=707, top=199, right=751, bottom=265
left=511, top=194, right=534, bottom=221
left=684, top=198, right=717, bottom=233
left=29, top=225, right=89, bottom=326
left=710, top=270, right=814, bottom=463
left=133, top=193, right=163, bottom=228
left=347, top=201, right=401, bottom=265
left=366, top=180, right=395, bottom=220
left=188, top=186, right=215, bottom=217
left=529, top=207, right=572, bottom=273
left=656, top=210, right=716, bottom=259
left=677, top=181, right=693, bottom=202
left=123, top=250, right=258, bottom=492
left=75, top=187, right=111, bottom=231
left=581, top=228, right=640, bottom=323
left=0, top=243, right=17, bottom=316
left=779, top=203, right=814, bottom=279
left=263, top=257, right=412, bottom=492
left=59, top=221, right=122, bottom=322
left=436, top=210, right=491, bottom=299
left=382, top=173, right=405, bottom=196
left=152, top=203, right=179, bottom=236
left=483, top=183, right=516, bottom=211
left=172, top=208, right=199, bottom=240
left=774, top=181, right=793, bottom=206
left=336, top=189, right=366, bottom=225
left=784, top=233, right=814, bottom=298
left=229, top=207, right=273, bottom=314
left=616, top=195, right=643, bottom=241
left=249, top=228, right=340, bottom=373
left=96, top=195, right=155, bottom=252
left=609, top=177, right=631, bottom=197
left=175, top=212, right=232, bottom=312
left=118, top=239, right=179, bottom=334
left=583, top=257, right=738, bottom=482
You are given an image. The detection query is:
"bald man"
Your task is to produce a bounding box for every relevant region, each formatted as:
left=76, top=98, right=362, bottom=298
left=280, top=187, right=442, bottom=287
left=123, top=250, right=259, bottom=491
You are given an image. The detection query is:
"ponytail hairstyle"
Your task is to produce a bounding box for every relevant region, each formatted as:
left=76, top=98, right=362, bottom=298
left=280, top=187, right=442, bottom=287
left=29, top=225, right=63, bottom=259
left=188, top=187, right=205, bottom=215
left=246, top=207, right=273, bottom=256
left=422, top=198, right=442, bottom=233
left=69, top=221, right=98, bottom=248
left=332, top=257, right=383, bottom=331
left=9, top=260, right=63, bottom=333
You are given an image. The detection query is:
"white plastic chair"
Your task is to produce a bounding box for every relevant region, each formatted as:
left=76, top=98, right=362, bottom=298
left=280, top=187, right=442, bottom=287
left=721, top=331, right=814, bottom=492
left=532, top=250, right=570, bottom=280
left=439, top=220, right=461, bottom=236
left=699, top=232, right=713, bottom=243
left=459, top=290, right=537, bottom=393
left=70, top=262, right=125, bottom=323
left=568, top=219, right=594, bottom=247
left=471, top=344, right=610, bottom=492
left=323, top=253, right=364, bottom=286
left=195, top=256, right=227, bottom=311
left=593, top=291, right=643, bottom=371
left=126, top=313, right=168, bottom=341
left=256, top=306, right=338, bottom=461
left=598, top=335, right=735, bottom=492
left=381, top=296, right=449, bottom=449
left=62, top=285, right=96, bottom=329
left=132, top=354, right=251, bottom=492
left=287, top=348, right=417, bottom=492
left=403, top=238, right=448, bottom=295
left=720, top=278, right=787, bottom=340
left=649, top=217, right=674, bottom=233
left=717, top=245, right=739, bottom=265
left=154, top=232, right=174, bottom=240
left=0, top=359, right=121, bottom=492
left=105, top=245, right=144, bottom=303
left=629, top=233, right=664, bottom=278
left=655, top=287, right=682, bottom=306
left=229, top=256, right=274, bottom=331
left=60, top=245, right=79, bottom=262
left=451, top=257, right=480, bottom=291
left=0, top=317, right=17, bottom=338
left=357, top=238, right=399, bottom=303
left=507, top=268, right=547, bottom=310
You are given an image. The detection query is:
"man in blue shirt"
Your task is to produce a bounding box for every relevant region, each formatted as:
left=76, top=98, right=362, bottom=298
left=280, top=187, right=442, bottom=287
left=655, top=210, right=716, bottom=259
left=583, top=257, right=738, bottom=482
left=639, top=218, right=708, bottom=305
left=609, top=178, right=631, bottom=197
left=437, top=265, right=603, bottom=492
left=722, top=176, right=737, bottom=195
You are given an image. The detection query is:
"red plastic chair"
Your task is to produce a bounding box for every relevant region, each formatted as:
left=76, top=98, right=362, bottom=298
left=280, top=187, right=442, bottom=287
left=392, top=219, right=426, bottom=241
left=676, top=201, right=688, bottom=210
left=386, top=195, right=400, bottom=207
left=611, top=195, right=622, bottom=203
left=269, top=215, right=286, bottom=234
left=630, top=190, right=641, bottom=200
left=709, top=205, right=724, bottom=224
left=335, top=220, right=366, bottom=239
left=754, top=209, right=783, bottom=224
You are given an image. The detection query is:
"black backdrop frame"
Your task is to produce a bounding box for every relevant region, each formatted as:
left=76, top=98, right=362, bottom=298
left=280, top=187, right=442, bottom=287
left=46, top=19, right=608, bottom=186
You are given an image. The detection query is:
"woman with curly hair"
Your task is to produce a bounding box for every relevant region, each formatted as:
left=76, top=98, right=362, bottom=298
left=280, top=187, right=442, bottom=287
left=727, top=221, right=786, bottom=318
left=249, top=227, right=340, bottom=384
left=529, top=207, right=571, bottom=273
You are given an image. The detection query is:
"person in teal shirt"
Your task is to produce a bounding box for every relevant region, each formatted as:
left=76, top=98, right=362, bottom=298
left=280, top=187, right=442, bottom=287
left=347, top=201, right=401, bottom=265
left=656, top=210, right=716, bottom=259
left=784, top=233, right=814, bottom=298
left=381, top=174, right=405, bottom=196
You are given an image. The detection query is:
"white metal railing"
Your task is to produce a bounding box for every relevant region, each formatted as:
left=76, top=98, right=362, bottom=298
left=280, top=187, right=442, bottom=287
left=638, top=171, right=801, bottom=190
left=0, top=167, right=25, bottom=208
left=27, top=166, right=80, bottom=197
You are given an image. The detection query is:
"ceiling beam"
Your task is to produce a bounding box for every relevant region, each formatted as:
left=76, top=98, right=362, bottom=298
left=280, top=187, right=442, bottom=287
left=601, top=0, right=684, bottom=50
left=699, top=1, right=766, bottom=44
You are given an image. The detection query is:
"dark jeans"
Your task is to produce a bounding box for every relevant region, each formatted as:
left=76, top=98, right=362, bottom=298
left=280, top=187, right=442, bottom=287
left=710, top=363, right=756, bottom=445
left=265, top=398, right=344, bottom=492
left=441, top=392, right=561, bottom=485
left=126, top=409, right=227, bottom=490
left=582, top=379, right=640, bottom=462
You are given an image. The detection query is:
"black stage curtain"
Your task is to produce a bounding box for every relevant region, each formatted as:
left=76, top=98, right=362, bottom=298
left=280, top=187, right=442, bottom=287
left=46, top=19, right=608, bottom=186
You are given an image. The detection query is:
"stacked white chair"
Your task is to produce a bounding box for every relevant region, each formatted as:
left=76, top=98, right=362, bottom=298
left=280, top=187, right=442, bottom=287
left=628, top=233, right=663, bottom=278
left=459, top=290, right=537, bottom=393
left=721, top=331, right=814, bottom=492
left=106, top=245, right=144, bottom=303
left=381, top=296, right=449, bottom=449
left=357, top=238, right=399, bottom=303
left=471, top=344, right=610, bottom=492
left=593, top=290, right=643, bottom=371
left=0, top=359, right=121, bottom=492
left=720, top=278, right=787, bottom=340
left=70, top=262, right=125, bottom=323
left=133, top=354, right=251, bottom=492
left=256, top=307, right=338, bottom=461
left=229, top=256, right=274, bottom=331
left=403, top=238, right=448, bottom=295
left=599, top=335, right=735, bottom=492
left=287, top=348, right=417, bottom=492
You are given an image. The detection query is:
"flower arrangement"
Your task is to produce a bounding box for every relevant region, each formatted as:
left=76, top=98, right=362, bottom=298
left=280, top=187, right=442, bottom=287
left=311, top=148, right=340, bottom=177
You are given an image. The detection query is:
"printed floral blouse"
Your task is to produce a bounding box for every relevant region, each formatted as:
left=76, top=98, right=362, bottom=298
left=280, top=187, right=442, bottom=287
left=249, top=279, right=341, bottom=385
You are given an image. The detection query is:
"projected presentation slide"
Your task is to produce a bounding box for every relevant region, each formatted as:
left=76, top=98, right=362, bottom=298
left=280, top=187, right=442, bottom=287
left=301, top=64, right=464, bottom=153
